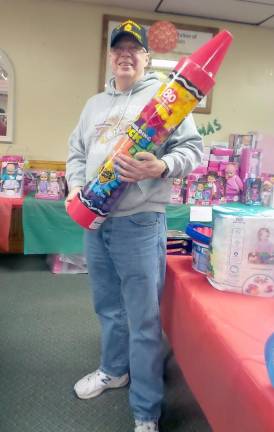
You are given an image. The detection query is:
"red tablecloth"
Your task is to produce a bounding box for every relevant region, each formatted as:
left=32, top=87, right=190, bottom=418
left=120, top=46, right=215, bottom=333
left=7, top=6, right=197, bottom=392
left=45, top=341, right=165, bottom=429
left=161, top=255, right=274, bottom=432
left=0, top=197, right=24, bottom=252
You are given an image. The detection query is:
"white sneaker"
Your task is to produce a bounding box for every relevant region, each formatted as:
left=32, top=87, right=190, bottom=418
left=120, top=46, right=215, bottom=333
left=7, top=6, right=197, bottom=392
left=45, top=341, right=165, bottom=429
left=74, top=369, right=129, bottom=399
left=134, top=420, right=159, bottom=432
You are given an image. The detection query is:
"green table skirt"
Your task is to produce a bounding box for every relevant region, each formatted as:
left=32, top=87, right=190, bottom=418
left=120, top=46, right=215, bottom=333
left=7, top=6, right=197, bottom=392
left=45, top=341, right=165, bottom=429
left=22, top=195, right=191, bottom=254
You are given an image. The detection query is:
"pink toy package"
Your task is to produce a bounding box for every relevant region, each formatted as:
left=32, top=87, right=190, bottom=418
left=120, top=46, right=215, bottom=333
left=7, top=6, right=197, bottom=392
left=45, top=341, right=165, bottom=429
left=186, top=180, right=213, bottom=205
left=243, top=178, right=262, bottom=205
left=35, top=170, right=65, bottom=200
left=206, top=171, right=226, bottom=204
left=255, top=133, right=274, bottom=175
left=209, top=147, right=233, bottom=162
left=187, top=165, right=207, bottom=182
left=169, top=178, right=185, bottom=205
left=225, top=162, right=243, bottom=202
left=0, top=155, right=24, bottom=198
left=239, top=148, right=261, bottom=183
left=260, top=174, right=274, bottom=207
left=229, top=133, right=257, bottom=162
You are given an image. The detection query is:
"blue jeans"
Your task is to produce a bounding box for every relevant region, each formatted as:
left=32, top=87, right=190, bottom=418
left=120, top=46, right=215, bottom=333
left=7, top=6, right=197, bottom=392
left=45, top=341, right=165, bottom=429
left=84, top=212, right=167, bottom=421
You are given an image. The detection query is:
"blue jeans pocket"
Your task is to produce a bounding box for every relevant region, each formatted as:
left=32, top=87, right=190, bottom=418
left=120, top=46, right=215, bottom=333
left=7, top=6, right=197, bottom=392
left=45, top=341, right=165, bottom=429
left=129, top=212, right=158, bottom=226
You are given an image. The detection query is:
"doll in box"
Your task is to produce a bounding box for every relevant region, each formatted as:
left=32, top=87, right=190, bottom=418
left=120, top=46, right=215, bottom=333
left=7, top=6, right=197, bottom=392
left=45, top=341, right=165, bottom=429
left=36, top=170, right=64, bottom=200
left=187, top=180, right=212, bottom=205
left=37, top=171, right=48, bottom=194
left=225, top=163, right=243, bottom=202
left=48, top=171, right=60, bottom=195
left=0, top=161, right=24, bottom=197
left=244, top=178, right=262, bottom=205
left=170, top=178, right=184, bottom=204
left=195, top=182, right=205, bottom=201
left=261, top=180, right=273, bottom=207
left=207, top=171, right=218, bottom=198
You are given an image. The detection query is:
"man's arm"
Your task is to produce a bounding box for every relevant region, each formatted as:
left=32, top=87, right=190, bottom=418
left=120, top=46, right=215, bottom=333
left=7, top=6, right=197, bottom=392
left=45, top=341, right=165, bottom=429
left=160, top=113, right=203, bottom=179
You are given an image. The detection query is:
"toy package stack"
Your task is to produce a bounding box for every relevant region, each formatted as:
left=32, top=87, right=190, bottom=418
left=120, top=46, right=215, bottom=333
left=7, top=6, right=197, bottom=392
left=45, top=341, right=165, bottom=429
left=35, top=171, right=65, bottom=200
left=229, top=132, right=274, bottom=208
left=0, top=155, right=24, bottom=198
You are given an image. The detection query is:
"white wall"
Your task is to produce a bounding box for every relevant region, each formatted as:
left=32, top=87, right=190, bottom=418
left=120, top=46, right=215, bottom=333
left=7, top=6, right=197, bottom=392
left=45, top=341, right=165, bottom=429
left=0, top=0, right=274, bottom=160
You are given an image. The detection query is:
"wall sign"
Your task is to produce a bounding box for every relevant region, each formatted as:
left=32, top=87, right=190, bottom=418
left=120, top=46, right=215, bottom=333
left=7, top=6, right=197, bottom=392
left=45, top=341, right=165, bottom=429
left=198, top=118, right=222, bottom=136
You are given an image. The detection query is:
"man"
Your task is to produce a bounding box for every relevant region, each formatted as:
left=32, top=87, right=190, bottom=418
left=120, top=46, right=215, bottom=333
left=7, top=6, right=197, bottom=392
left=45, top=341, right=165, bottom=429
left=66, top=19, right=203, bottom=432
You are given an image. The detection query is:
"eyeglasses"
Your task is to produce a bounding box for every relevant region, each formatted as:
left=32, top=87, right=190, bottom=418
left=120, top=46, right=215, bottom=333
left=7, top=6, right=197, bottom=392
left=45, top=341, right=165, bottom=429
left=111, top=45, right=147, bottom=55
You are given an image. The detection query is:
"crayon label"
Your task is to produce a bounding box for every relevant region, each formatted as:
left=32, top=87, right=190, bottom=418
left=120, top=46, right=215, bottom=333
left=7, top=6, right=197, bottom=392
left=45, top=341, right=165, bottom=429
left=161, top=87, right=177, bottom=105
left=126, top=122, right=151, bottom=148
left=98, top=160, right=116, bottom=184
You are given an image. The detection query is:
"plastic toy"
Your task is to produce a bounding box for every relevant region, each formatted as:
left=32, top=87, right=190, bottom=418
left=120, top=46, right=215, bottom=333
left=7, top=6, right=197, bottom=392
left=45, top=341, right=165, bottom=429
left=68, top=30, right=233, bottom=229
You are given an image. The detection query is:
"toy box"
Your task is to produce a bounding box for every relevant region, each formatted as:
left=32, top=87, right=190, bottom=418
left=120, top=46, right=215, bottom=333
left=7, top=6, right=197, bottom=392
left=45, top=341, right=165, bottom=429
left=0, top=156, right=24, bottom=198
left=206, top=171, right=226, bottom=204
left=239, top=148, right=262, bottom=182
left=169, top=178, right=185, bottom=205
left=229, top=133, right=257, bottom=162
left=260, top=175, right=274, bottom=207
left=243, top=178, right=262, bottom=205
left=35, top=170, right=65, bottom=200
left=208, top=205, right=274, bottom=297
left=256, top=133, right=274, bottom=175
left=186, top=180, right=213, bottom=205
left=224, top=162, right=243, bottom=202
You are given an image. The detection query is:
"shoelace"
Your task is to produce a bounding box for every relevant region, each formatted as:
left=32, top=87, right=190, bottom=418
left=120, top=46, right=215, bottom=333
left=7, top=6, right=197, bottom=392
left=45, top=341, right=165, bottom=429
left=86, top=370, right=105, bottom=381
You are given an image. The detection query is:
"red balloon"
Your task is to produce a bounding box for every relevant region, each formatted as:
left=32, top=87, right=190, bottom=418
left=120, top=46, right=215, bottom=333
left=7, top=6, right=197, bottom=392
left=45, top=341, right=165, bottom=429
left=148, top=21, right=178, bottom=53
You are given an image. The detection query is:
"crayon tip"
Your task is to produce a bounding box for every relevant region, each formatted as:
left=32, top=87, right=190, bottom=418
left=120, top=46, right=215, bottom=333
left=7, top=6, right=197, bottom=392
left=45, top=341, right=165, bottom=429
left=190, top=30, right=233, bottom=78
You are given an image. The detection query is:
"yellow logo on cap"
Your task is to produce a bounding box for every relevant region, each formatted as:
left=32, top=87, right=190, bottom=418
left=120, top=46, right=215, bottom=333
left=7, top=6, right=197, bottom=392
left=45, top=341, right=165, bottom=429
left=124, top=23, right=132, bottom=31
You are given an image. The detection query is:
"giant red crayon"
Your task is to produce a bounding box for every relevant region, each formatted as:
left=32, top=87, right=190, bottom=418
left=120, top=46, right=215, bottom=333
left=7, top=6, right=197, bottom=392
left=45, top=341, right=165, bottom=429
left=68, top=30, right=233, bottom=229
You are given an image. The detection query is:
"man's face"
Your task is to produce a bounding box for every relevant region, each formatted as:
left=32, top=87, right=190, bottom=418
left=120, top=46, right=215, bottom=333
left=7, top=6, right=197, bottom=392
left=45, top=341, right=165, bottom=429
left=109, top=35, right=149, bottom=90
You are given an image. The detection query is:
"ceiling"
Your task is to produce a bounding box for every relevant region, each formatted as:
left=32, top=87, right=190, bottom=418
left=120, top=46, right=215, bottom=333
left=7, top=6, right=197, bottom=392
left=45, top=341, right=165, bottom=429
left=63, top=0, right=274, bottom=29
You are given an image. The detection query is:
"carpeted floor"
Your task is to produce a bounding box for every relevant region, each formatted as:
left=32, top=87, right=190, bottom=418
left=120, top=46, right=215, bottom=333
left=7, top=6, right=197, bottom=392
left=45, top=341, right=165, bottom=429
left=0, top=254, right=211, bottom=432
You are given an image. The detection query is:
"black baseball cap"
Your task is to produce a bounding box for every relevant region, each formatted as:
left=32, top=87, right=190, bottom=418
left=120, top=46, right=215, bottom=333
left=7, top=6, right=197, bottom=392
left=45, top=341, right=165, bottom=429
left=110, top=19, right=148, bottom=51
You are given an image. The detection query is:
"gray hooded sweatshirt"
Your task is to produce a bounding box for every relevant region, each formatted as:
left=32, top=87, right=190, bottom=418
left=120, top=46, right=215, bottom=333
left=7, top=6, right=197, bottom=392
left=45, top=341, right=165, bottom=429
left=66, top=72, right=203, bottom=216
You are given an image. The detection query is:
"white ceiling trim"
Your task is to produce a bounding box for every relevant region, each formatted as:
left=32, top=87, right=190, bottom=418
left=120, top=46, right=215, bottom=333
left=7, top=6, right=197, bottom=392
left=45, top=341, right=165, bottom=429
left=156, top=0, right=274, bottom=27
left=53, top=0, right=274, bottom=28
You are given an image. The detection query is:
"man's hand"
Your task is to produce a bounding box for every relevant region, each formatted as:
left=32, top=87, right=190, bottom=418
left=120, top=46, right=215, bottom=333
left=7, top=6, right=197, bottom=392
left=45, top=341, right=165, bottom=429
left=65, top=186, right=82, bottom=211
left=114, top=152, right=167, bottom=182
